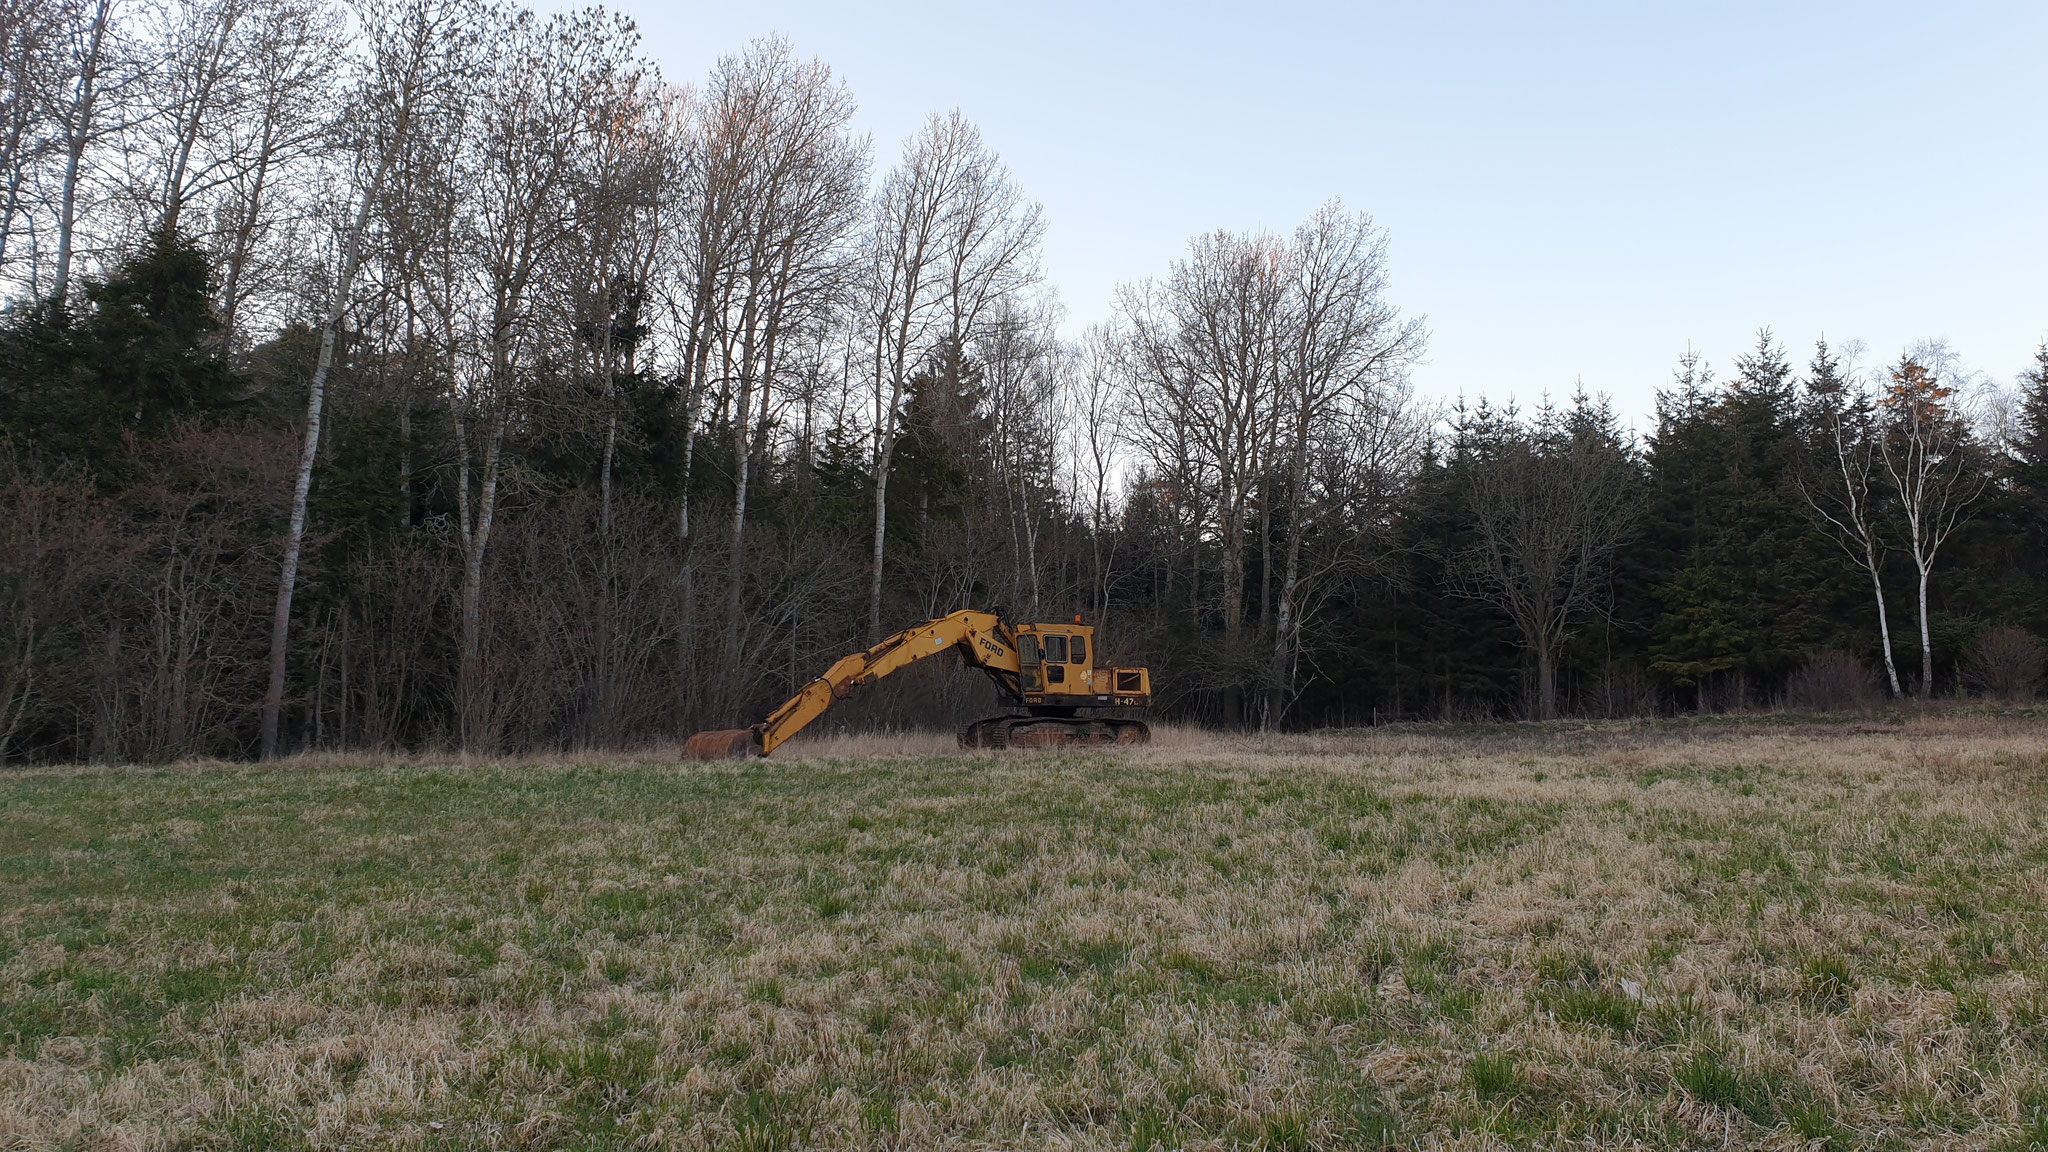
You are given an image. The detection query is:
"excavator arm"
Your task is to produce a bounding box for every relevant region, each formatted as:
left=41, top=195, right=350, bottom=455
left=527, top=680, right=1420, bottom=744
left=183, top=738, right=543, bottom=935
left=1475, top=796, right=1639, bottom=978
left=683, top=610, right=1021, bottom=758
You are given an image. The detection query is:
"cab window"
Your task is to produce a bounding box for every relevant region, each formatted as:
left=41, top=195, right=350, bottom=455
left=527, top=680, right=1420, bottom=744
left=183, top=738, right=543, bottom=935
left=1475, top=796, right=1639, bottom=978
left=1043, top=635, right=1068, bottom=664
left=1019, top=635, right=1040, bottom=664
left=1071, top=636, right=1087, bottom=664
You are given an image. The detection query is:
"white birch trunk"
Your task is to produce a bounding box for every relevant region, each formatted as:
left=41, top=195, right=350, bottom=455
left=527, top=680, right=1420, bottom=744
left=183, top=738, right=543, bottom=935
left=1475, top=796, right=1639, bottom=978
left=258, top=154, right=391, bottom=758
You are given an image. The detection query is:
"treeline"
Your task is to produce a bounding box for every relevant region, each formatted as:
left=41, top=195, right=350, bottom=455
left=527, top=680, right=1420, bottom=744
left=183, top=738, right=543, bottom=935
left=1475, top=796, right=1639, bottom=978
left=2, top=0, right=2045, bottom=762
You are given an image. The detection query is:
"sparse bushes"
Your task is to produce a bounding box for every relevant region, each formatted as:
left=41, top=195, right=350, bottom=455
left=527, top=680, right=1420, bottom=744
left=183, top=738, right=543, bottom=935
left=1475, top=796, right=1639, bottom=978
left=1584, top=663, right=1660, bottom=719
left=1437, top=695, right=1497, bottom=723
left=1961, top=626, right=2045, bottom=703
left=0, top=451, right=120, bottom=763
left=1785, top=651, right=1884, bottom=712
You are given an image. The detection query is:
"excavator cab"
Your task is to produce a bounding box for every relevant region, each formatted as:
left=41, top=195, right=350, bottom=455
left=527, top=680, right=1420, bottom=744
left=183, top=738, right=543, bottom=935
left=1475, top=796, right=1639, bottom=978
left=1014, top=621, right=1151, bottom=709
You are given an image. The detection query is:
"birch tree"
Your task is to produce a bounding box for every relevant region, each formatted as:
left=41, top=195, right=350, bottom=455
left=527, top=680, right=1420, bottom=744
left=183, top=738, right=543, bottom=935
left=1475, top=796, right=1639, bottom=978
left=681, top=39, right=864, bottom=670
left=859, top=112, right=1037, bottom=641
left=1878, top=347, right=1987, bottom=698
left=447, top=7, right=643, bottom=747
left=1798, top=339, right=1903, bottom=696
left=48, top=0, right=128, bottom=305
left=0, top=0, right=70, bottom=281
left=258, top=0, right=479, bottom=758
left=1262, top=201, right=1423, bottom=727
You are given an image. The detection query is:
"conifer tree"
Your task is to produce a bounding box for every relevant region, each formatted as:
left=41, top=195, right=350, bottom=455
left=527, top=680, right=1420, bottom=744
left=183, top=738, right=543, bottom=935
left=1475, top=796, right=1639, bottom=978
left=0, top=228, right=240, bottom=478
left=2018, top=342, right=2048, bottom=495
left=1645, top=333, right=1838, bottom=708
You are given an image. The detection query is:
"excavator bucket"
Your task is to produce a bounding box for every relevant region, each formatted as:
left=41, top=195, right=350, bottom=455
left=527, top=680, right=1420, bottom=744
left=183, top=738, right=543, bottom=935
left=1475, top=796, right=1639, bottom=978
left=682, top=728, right=761, bottom=760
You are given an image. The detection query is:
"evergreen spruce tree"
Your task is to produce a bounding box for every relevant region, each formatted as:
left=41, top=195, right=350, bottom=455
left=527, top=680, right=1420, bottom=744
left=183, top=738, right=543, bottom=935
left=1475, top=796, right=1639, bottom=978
left=1645, top=332, right=1841, bottom=707
left=891, top=341, right=987, bottom=555
left=0, top=229, right=242, bottom=479
left=2004, top=341, right=2048, bottom=638
left=2018, top=342, right=2048, bottom=498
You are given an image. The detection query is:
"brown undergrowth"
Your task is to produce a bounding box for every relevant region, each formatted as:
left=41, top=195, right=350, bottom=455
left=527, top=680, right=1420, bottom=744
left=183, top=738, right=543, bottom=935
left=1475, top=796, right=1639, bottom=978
left=4, top=716, right=2048, bottom=1149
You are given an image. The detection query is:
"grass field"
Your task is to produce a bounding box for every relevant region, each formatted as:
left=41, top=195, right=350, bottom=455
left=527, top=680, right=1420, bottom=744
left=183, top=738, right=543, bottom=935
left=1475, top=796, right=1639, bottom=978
left=5, top=718, right=2048, bottom=1150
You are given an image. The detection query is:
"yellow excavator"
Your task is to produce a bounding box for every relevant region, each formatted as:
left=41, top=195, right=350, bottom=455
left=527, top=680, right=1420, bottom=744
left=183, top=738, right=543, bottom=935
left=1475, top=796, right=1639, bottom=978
left=681, top=610, right=1152, bottom=758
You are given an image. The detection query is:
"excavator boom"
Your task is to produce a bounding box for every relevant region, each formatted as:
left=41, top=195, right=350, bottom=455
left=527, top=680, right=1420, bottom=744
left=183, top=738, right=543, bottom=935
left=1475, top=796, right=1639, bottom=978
left=682, top=609, right=1150, bottom=759
left=683, top=610, right=1018, bottom=758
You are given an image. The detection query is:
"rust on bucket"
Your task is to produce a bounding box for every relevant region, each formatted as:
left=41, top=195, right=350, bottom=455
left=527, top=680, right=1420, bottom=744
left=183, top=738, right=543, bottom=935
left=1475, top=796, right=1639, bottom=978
left=682, top=728, right=762, bottom=760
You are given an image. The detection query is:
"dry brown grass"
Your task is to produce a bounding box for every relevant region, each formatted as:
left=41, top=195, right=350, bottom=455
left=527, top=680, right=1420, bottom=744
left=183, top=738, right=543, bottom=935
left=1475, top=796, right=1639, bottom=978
left=4, top=715, right=2048, bottom=1149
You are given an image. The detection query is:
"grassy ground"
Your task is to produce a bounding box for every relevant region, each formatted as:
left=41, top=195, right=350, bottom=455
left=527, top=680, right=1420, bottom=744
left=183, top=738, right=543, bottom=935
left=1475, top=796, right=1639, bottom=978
left=4, top=718, right=2048, bottom=1150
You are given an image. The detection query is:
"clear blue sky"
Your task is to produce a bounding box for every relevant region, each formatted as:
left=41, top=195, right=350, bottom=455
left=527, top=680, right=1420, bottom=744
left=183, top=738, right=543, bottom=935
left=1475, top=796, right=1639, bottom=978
left=609, top=0, right=2047, bottom=425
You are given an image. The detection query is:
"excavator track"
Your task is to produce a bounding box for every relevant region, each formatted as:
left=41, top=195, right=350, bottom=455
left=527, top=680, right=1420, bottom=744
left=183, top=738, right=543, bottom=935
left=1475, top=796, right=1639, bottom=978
left=957, top=714, right=1150, bottom=749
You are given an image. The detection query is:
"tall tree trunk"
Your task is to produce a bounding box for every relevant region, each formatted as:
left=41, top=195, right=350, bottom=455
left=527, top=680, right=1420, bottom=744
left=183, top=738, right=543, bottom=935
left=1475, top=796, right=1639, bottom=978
left=259, top=152, right=392, bottom=759
left=457, top=407, right=506, bottom=747
left=1263, top=485, right=1306, bottom=733
left=1257, top=481, right=1273, bottom=637
left=52, top=0, right=114, bottom=307
left=1864, top=544, right=1902, bottom=697
left=1916, top=561, right=1934, bottom=699
left=724, top=300, right=770, bottom=665
left=726, top=386, right=753, bottom=659
left=398, top=367, right=413, bottom=528
left=158, top=10, right=235, bottom=235
left=867, top=329, right=909, bottom=642
left=867, top=433, right=895, bottom=643
left=676, top=363, right=700, bottom=728
left=596, top=304, right=620, bottom=535
left=257, top=306, right=331, bottom=758
left=1220, top=480, right=1246, bottom=644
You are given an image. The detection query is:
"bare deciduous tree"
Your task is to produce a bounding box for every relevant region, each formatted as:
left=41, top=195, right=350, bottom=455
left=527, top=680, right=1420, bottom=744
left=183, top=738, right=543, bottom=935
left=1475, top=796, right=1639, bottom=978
left=1118, top=208, right=1423, bottom=726
left=1066, top=325, right=1125, bottom=624
left=1120, top=228, right=1288, bottom=686
left=259, top=0, right=480, bottom=758
left=0, top=0, right=72, bottom=280
left=677, top=39, right=864, bottom=679
left=859, top=112, right=1039, bottom=641
left=48, top=0, right=129, bottom=304
left=1798, top=339, right=1903, bottom=697
left=1878, top=346, right=1987, bottom=698
left=0, top=448, right=119, bottom=761
left=134, top=0, right=244, bottom=235
left=1458, top=393, right=1640, bottom=721
left=1262, top=202, right=1424, bottom=727
left=209, top=0, right=339, bottom=343
left=446, top=7, right=644, bottom=746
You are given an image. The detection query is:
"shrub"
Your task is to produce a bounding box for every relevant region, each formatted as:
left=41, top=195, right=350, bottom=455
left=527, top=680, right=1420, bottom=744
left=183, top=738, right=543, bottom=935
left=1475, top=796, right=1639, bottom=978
left=1960, top=626, right=2046, bottom=703
left=1585, top=663, right=1659, bottom=719
left=1785, top=652, right=1883, bottom=713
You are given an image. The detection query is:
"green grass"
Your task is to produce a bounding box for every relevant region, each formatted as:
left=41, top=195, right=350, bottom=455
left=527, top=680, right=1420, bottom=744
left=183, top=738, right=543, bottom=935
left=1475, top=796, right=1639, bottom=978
left=3, top=719, right=2048, bottom=1148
